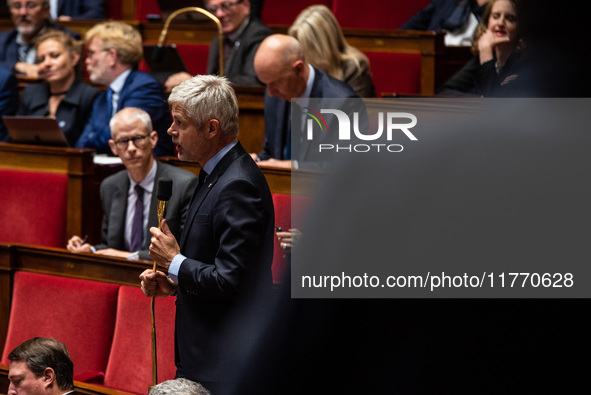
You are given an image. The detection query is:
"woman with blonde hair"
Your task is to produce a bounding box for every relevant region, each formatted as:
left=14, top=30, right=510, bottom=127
left=18, top=29, right=99, bottom=145
left=288, top=5, right=376, bottom=97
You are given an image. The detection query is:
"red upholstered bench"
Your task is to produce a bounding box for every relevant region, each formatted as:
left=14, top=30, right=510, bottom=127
left=0, top=169, right=68, bottom=248
left=103, top=286, right=176, bottom=394
left=0, top=272, right=119, bottom=383
left=364, top=51, right=422, bottom=96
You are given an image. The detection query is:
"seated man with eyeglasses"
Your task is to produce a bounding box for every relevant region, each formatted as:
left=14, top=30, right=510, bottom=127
left=163, top=0, right=272, bottom=90
left=67, top=107, right=198, bottom=260
left=0, top=0, right=80, bottom=78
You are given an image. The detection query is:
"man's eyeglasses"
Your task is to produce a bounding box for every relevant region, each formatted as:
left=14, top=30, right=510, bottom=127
left=114, top=135, right=150, bottom=150
left=206, top=0, right=244, bottom=14
left=10, top=1, right=44, bottom=11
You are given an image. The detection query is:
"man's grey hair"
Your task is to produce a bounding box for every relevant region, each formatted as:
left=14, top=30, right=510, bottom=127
left=109, top=107, right=153, bottom=138
left=148, top=378, right=210, bottom=395
left=168, top=75, right=239, bottom=138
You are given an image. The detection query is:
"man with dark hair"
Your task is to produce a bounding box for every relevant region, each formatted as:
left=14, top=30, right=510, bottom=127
left=7, top=337, right=78, bottom=395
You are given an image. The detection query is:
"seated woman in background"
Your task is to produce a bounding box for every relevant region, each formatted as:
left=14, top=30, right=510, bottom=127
left=288, top=5, right=376, bottom=98
left=18, top=30, right=99, bottom=146
left=438, top=0, right=525, bottom=96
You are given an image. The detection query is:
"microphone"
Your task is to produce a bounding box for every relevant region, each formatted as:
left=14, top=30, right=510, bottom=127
left=156, top=178, right=173, bottom=230
left=152, top=44, right=165, bottom=63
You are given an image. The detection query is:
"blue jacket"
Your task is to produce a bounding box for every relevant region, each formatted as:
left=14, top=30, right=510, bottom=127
left=75, top=70, right=174, bottom=157
left=0, top=66, right=19, bottom=141
left=0, top=23, right=80, bottom=71
left=57, top=0, right=105, bottom=19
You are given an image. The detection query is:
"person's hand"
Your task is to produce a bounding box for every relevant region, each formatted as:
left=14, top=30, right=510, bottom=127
left=14, top=62, right=40, bottom=79
left=140, top=269, right=178, bottom=297
left=149, top=219, right=180, bottom=271
left=257, top=158, right=292, bottom=169
left=276, top=228, right=302, bottom=251
left=57, top=15, right=72, bottom=21
left=66, top=235, right=92, bottom=253
left=164, top=72, right=192, bottom=91
left=95, top=248, right=131, bottom=258
left=250, top=152, right=259, bottom=162
left=478, top=29, right=511, bottom=64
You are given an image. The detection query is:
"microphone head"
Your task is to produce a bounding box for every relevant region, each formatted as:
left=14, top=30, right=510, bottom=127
left=152, top=44, right=165, bottom=63
left=157, top=178, right=173, bottom=201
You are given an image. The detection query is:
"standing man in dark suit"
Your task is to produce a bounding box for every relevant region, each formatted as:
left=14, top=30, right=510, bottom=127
left=140, top=75, right=274, bottom=392
left=163, top=0, right=272, bottom=90
left=252, top=34, right=359, bottom=169
left=7, top=337, right=80, bottom=395
left=0, top=0, right=80, bottom=77
left=67, top=107, right=197, bottom=261
left=74, top=21, right=174, bottom=156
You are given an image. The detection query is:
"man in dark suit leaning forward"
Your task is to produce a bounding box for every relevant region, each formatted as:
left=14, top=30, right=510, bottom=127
left=67, top=107, right=198, bottom=260
left=140, top=75, right=274, bottom=392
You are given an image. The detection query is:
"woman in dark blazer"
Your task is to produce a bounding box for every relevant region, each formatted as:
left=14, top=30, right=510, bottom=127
left=18, top=30, right=99, bottom=146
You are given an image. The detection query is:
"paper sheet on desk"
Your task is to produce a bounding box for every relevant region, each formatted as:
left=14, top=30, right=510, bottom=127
left=93, top=154, right=123, bottom=165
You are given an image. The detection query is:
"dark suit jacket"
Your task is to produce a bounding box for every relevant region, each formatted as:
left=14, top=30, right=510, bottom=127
left=74, top=70, right=174, bottom=156
left=57, top=0, right=105, bottom=19
left=0, top=66, right=19, bottom=141
left=207, top=18, right=272, bottom=86
left=174, top=142, right=274, bottom=386
left=18, top=79, right=99, bottom=146
left=400, top=0, right=485, bottom=31
left=0, top=23, right=80, bottom=71
left=97, top=161, right=198, bottom=260
left=259, top=67, right=359, bottom=163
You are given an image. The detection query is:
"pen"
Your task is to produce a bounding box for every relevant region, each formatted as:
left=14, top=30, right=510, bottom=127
left=80, top=235, right=88, bottom=245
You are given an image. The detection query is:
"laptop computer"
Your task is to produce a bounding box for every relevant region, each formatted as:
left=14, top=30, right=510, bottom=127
left=2, top=116, right=69, bottom=147
left=143, top=44, right=189, bottom=84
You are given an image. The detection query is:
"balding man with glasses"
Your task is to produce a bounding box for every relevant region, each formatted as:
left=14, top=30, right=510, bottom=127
left=164, top=0, right=272, bottom=90
left=67, top=107, right=197, bottom=261
left=0, top=0, right=79, bottom=78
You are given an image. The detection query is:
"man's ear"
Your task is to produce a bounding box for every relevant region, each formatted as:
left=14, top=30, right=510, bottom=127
left=108, top=139, right=118, bottom=156
left=149, top=130, right=159, bottom=148
left=43, top=367, right=56, bottom=388
left=207, top=119, right=220, bottom=139
left=293, top=60, right=305, bottom=75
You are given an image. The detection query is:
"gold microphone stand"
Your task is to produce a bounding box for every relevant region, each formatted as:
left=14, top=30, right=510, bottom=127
left=156, top=7, right=225, bottom=77
left=149, top=200, right=168, bottom=391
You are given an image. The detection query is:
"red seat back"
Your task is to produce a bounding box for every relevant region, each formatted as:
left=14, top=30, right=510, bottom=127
left=331, top=0, right=431, bottom=30
left=364, top=52, right=422, bottom=96
left=272, top=193, right=291, bottom=284
left=0, top=169, right=68, bottom=248
left=262, top=0, right=332, bottom=25
left=1, top=272, right=119, bottom=381
left=103, top=286, right=176, bottom=394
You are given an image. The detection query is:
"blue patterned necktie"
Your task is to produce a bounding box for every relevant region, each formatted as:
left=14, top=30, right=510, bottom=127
left=130, top=185, right=144, bottom=252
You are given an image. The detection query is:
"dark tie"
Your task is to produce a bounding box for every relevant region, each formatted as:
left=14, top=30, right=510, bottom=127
left=198, top=170, right=209, bottom=191
left=130, top=185, right=144, bottom=252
